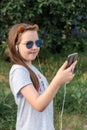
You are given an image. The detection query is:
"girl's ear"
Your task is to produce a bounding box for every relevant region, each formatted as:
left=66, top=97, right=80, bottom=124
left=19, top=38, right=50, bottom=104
left=15, top=45, right=18, bottom=51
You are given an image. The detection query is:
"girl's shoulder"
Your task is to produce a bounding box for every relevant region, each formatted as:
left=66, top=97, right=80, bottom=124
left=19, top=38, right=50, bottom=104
left=10, top=64, right=28, bottom=74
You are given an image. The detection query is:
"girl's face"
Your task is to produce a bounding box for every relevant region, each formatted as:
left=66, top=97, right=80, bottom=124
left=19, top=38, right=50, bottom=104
left=18, top=30, right=40, bottom=65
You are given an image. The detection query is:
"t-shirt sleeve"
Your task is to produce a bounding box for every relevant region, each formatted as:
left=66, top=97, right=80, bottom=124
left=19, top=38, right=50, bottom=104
left=10, top=66, right=32, bottom=98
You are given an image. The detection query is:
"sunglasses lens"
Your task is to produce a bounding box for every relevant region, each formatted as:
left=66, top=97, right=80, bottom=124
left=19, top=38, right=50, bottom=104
left=36, top=40, right=42, bottom=47
left=26, top=40, right=42, bottom=49
left=26, top=41, right=33, bottom=49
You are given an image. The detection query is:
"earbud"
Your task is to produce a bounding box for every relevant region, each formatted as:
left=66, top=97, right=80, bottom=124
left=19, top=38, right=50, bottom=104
left=15, top=45, right=18, bottom=51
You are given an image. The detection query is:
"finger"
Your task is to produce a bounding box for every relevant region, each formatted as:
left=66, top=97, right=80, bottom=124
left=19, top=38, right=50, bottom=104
left=72, top=60, right=77, bottom=66
left=61, top=61, right=68, bottom=70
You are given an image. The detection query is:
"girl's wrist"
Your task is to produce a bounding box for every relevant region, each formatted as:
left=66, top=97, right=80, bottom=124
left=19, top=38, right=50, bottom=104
left=52, top=75, right=63, bottom=89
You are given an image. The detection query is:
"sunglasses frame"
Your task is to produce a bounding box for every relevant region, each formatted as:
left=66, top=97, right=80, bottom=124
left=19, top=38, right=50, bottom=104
left=26, top=39, right=43, bottom=49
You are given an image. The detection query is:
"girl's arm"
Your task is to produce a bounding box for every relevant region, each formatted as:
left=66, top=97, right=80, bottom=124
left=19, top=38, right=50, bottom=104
left=20, top=61, right=77, bottom=112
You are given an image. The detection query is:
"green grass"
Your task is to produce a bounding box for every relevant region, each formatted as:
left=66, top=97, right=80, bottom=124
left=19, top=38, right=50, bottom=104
left=54, top=109, right=87, bottom=130
left=0, top=52, right=87, bottom=130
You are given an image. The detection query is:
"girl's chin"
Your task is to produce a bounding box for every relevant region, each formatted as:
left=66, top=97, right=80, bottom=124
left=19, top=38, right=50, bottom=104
left=27, top=56, right=37, bottom=61
left=23, top=54, right=38, bottom=62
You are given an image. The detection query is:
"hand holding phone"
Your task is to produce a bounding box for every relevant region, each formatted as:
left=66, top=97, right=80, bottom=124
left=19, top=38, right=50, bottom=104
left=66, top=53, right=78, bottom=73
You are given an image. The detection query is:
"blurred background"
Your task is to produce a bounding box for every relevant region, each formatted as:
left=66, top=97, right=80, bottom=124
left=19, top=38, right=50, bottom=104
left=0, top=0, right=87, bottom=130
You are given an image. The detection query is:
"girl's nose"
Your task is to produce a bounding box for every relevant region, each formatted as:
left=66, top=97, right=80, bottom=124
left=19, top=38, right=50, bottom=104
left=32, top=42, right=38, bottom=49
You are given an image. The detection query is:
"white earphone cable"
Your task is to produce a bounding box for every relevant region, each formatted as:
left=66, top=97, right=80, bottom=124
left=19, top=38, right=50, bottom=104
left=60, top=83, right=67, bottom=130
left=37, top=57, right=43, bottom=73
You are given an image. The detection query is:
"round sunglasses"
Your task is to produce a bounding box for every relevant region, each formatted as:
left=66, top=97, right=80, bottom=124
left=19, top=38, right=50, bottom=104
left=26, top=39, right=43, bottom=49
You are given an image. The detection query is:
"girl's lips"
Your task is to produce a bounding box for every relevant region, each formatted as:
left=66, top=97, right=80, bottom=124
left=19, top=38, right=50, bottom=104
left=29, top=51, right=38, bottom=55
left=29, top=52, right=37, bottom=54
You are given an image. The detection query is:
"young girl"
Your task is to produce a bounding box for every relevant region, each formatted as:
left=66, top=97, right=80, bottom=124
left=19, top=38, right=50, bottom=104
left=8, top=23, right=77, bottom=130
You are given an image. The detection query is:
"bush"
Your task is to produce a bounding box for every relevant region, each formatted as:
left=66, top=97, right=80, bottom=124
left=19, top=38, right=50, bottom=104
left=0, top=90, right=16, bottom=130
left=1, top=0, right=87, bottom=53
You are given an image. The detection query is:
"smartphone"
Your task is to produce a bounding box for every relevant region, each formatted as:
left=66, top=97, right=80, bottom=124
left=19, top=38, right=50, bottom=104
left=66, top=53, right=78, bottom=72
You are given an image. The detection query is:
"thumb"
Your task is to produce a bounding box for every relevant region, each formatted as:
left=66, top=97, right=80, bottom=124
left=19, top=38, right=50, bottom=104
left=60, top=61, right=68, bottom=70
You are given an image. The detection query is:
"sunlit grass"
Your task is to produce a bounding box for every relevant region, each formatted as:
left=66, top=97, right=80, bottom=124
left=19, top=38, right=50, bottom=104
left=54, top=109, right=87, bottom=130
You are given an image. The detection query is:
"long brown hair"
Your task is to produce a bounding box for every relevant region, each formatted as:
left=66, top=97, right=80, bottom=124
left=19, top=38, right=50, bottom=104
left=8, top=23, right=40, bottom=90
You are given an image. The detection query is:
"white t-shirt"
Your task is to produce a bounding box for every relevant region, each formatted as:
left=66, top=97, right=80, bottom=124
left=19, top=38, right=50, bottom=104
left=9, top=64, right=55, bottom=130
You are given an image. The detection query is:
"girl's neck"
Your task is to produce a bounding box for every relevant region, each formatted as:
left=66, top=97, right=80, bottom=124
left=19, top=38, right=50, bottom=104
left=26, top=61, right=32, bottom=67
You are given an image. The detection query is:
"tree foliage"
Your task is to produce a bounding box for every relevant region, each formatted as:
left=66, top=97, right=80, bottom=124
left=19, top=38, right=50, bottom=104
left=0, top=0, right=87, bottom=53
